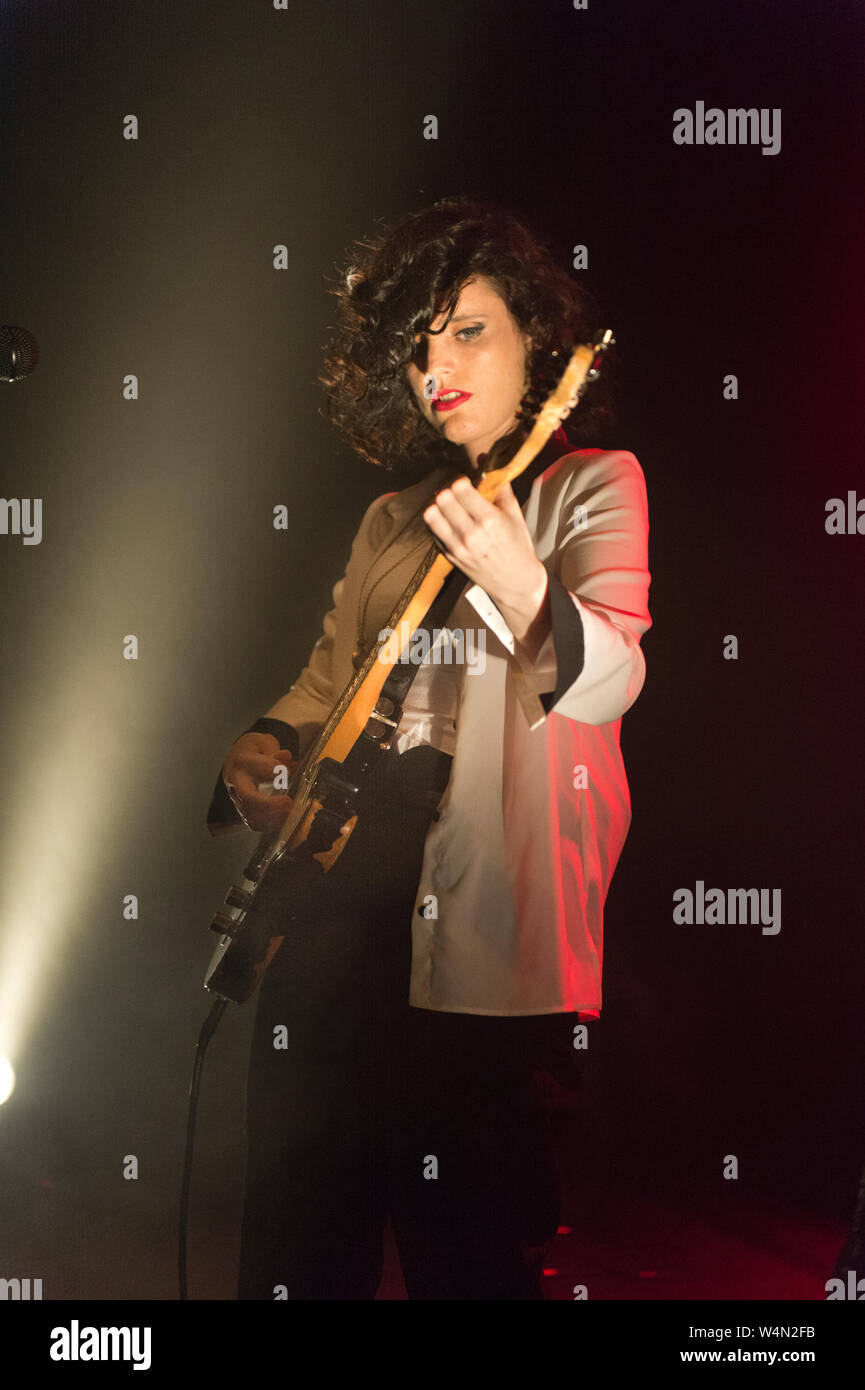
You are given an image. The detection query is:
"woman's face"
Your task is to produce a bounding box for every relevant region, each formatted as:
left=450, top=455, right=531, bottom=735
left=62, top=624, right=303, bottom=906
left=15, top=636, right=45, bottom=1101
left=406, top=274, right=532, bottom=468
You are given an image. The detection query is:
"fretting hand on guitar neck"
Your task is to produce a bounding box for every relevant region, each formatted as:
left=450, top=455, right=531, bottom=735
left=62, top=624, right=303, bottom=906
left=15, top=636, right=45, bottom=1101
left=421, top=474, right=553, bottom=664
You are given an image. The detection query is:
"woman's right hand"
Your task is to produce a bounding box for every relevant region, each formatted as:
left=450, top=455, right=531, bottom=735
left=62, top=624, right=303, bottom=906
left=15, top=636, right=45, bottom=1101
left=221, top=732, right=297, bottom=831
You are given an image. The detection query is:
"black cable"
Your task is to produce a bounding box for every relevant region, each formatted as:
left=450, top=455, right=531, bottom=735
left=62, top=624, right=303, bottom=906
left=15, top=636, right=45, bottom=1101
left=179, top=997, right=229, bottom=1300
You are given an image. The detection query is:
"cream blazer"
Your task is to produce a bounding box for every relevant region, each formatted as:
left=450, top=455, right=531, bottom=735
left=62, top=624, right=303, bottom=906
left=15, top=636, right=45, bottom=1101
left=261, top=444, right=652, bottom=1017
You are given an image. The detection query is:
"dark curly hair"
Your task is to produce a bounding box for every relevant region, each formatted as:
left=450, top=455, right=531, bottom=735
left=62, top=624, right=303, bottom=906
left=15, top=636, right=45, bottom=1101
left=318, top=195, right=614, bottom=480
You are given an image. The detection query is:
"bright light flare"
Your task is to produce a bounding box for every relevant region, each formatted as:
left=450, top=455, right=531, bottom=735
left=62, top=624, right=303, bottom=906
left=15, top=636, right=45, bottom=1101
left=0, top=1056, right=15, bottom=1105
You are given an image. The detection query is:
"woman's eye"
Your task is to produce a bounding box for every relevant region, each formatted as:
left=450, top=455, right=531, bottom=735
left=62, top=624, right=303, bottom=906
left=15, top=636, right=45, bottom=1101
left=457, top=325, right=483, bottom=341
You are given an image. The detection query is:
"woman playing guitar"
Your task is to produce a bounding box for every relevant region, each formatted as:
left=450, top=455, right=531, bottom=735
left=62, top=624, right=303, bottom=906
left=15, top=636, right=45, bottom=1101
left=207, top=196, right=652, bottom=1299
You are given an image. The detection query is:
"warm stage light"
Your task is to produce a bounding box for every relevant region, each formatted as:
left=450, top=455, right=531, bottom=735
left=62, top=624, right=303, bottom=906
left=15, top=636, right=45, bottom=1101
left=0, top=1057, right=15, bottom=1105
left=0, top=471, right=197, bottom=1077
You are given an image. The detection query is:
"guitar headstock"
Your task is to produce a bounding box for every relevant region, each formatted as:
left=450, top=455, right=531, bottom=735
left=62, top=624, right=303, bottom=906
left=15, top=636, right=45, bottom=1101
left=451, top=328, right=616, bottom=505
left=537, top=328, right=615, bottom=433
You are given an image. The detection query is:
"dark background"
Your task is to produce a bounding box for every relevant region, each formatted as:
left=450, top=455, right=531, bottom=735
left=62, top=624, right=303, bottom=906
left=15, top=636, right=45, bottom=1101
left=0, top=0, right=862, bottom=1298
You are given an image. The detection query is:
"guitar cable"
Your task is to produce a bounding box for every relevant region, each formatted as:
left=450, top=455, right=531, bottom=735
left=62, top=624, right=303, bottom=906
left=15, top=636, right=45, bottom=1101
left=179, top=996, right=228, bottom=1300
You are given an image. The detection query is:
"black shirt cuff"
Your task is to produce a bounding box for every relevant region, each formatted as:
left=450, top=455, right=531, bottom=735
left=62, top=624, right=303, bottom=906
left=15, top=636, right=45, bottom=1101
left=539, top=571, right=586, bottom=715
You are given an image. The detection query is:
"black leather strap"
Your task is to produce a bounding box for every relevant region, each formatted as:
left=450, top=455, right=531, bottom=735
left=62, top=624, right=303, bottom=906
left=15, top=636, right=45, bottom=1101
left=381, top=563, right=471, bottom=703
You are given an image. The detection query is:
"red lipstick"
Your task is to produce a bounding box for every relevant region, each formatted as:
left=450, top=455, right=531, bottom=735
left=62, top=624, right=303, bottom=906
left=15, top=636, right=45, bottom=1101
left=433, top=391, right=472, bottom=413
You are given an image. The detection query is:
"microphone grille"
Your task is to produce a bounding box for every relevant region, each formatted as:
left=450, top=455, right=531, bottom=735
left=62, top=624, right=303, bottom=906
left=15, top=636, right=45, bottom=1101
left=0, top=325, right=40, bottom=381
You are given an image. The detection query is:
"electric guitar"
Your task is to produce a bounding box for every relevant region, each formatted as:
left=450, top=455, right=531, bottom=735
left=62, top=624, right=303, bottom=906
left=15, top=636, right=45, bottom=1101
left=204, top=330, right=614, bottom=1003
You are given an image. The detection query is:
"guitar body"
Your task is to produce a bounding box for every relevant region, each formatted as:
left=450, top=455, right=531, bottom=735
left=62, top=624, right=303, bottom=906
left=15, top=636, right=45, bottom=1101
left=205, top=842, right=334, bottom=1004
left=205, top=742, right=375, bottom=1002
left=204, top=332, right=614, bottom=1004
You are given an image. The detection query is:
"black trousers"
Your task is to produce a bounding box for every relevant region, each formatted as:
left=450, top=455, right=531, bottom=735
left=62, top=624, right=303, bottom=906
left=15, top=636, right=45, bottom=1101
left=237, top=743, right=572, bottom=1300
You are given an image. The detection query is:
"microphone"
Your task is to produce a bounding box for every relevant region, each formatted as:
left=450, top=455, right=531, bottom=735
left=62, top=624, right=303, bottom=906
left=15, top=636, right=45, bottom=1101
left=0, top=326, right=40, bottom=382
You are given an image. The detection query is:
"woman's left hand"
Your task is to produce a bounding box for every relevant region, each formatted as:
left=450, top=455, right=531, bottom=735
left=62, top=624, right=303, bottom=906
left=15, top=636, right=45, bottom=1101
left=422, top=475, right=546, bottom=612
